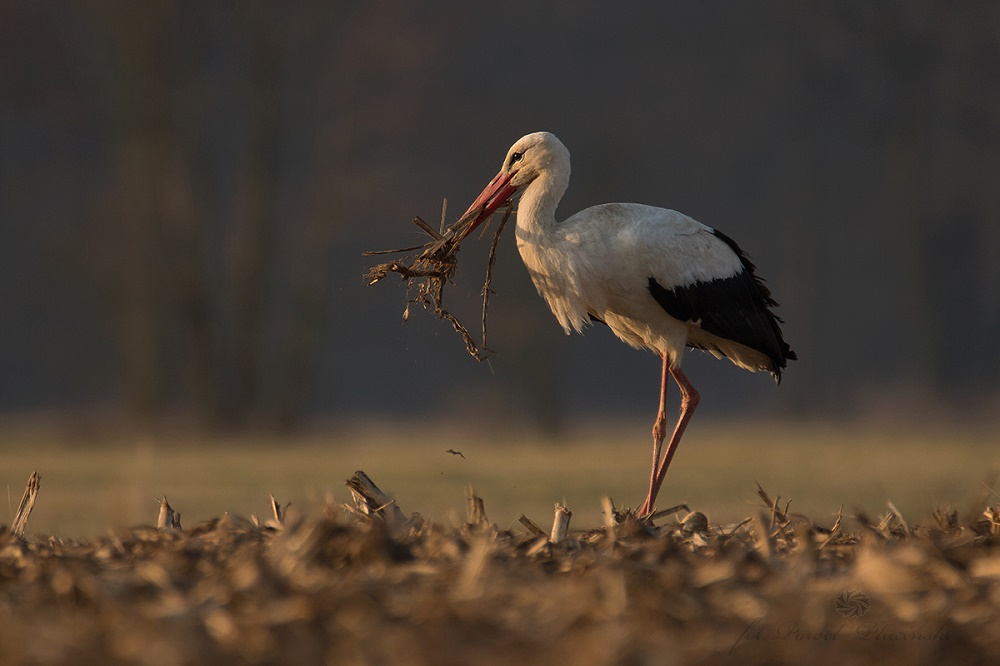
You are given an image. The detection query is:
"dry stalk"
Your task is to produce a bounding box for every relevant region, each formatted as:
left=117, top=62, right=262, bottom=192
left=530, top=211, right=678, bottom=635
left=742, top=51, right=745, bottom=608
left=11, top=471, right=40, bottom=538
left=756, top=483, right=790, bottom=527
left=601, top=496, right=617, bottom=536
left=364, top=199, right=514, bottom=361
left=855, top=510, right=888, bottom=541
left=725, top=516, right=754, bottom=537
left=346, top=471, right=409, bottom=535
left=270, top=493, right=291, bottom=526
left=518, top=514, right=547, bottom=538
left=157, top=495, right=182, bottom=530
left=681, top=511, right=710, bottom=535
left=816, top=505, right=844, bottom=550
left=465, top=484, right=489, bottom=528
left=886, top=500, right=911, bottom=534
left=753, top=511, right=774, bottom=559
left=647, top=502, right=692, bottom=523
left=984, top=506, right=1000, bottom=535
left=550, top=503, right=572, bottom=544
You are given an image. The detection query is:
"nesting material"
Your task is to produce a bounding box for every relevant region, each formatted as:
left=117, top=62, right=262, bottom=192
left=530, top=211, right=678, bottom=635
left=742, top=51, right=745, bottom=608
left=364, top=200, right=514, bottom=360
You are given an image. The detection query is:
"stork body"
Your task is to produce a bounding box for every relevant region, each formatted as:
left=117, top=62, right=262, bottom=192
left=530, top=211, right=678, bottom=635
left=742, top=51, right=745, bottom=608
left=461, top=132, right=795, bottom=517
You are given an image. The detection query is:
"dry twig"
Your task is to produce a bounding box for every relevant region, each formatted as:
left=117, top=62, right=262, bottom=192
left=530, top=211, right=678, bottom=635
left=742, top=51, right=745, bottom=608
left=364, top=199, right=514, bottom=361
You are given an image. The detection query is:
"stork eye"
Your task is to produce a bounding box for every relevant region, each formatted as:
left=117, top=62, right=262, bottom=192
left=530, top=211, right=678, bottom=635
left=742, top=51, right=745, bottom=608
left=509, top=151, right=523, bottom=166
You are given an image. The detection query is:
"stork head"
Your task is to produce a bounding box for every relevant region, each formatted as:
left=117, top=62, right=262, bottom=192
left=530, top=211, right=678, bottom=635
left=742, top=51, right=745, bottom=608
left=500, top=131, right=570, bottom=188
left=459, top=132, right=570, bottom=235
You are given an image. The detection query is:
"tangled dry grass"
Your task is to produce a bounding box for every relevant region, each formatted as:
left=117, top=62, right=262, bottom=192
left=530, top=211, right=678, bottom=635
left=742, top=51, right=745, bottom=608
left=2, top=472, right=1000, bottom=665
left=364, top=200, right=514, bottom=361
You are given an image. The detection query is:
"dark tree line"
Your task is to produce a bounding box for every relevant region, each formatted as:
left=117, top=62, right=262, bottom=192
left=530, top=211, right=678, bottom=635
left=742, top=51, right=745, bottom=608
left=1, top=2, right=997, bottom=429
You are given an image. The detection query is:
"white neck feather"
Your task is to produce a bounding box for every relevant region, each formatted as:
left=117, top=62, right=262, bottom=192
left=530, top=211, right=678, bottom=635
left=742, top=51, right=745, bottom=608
left=516, top=167, right=570, bottom=237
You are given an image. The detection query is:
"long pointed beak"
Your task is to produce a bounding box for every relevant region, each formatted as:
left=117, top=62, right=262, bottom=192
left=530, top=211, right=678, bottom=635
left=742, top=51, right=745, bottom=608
left=456, top=170, right=518, bottom=240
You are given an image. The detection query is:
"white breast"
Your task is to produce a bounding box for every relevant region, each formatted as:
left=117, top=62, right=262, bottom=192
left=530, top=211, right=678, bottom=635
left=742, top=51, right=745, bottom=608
left=515, top=203, right=743, bottom=360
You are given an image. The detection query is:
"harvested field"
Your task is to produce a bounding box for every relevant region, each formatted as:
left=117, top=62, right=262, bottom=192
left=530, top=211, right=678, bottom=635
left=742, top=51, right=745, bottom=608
left=2, top=464, right=1000, bottom=665
left=5, top=420, right=999, bottom=538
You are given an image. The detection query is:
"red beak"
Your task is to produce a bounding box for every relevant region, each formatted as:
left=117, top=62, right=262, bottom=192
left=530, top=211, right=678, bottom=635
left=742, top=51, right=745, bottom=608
left=456, top=170, right=518, bottom=240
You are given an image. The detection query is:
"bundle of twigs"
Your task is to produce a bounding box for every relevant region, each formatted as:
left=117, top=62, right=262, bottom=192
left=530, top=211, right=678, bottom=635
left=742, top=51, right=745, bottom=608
left=363, top=199, right=514, bottom=361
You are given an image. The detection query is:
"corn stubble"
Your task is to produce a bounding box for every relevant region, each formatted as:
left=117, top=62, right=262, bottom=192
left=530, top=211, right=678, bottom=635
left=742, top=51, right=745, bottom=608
left=1, top=472, right=999, bottom=664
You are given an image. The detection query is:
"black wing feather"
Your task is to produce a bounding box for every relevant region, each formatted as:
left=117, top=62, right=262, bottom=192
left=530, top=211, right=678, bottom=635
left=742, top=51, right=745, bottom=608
left=647, top=229, right=796, bottom=380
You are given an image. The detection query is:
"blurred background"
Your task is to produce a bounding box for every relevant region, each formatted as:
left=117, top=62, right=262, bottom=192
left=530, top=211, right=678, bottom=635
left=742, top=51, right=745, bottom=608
left=1, top=2, right=999, bottom=534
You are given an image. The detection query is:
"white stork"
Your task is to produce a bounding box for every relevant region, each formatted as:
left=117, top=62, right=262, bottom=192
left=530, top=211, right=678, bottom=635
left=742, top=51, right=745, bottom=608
left=459, top=132, right=796, bottom=517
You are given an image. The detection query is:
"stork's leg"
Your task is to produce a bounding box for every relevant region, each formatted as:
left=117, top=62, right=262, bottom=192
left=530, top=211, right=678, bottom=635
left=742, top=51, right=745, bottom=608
left=638, top=364, right=700, bottom=517
left=639, top=354, right=672, bottom=516
left=653, top=367, right=700, bottom=489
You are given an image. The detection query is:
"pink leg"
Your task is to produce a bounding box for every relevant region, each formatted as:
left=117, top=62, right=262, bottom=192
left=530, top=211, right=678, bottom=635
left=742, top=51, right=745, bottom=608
left=638, top=363, right=700, bottom=517
left=639, top=354, right=671, bottom=516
